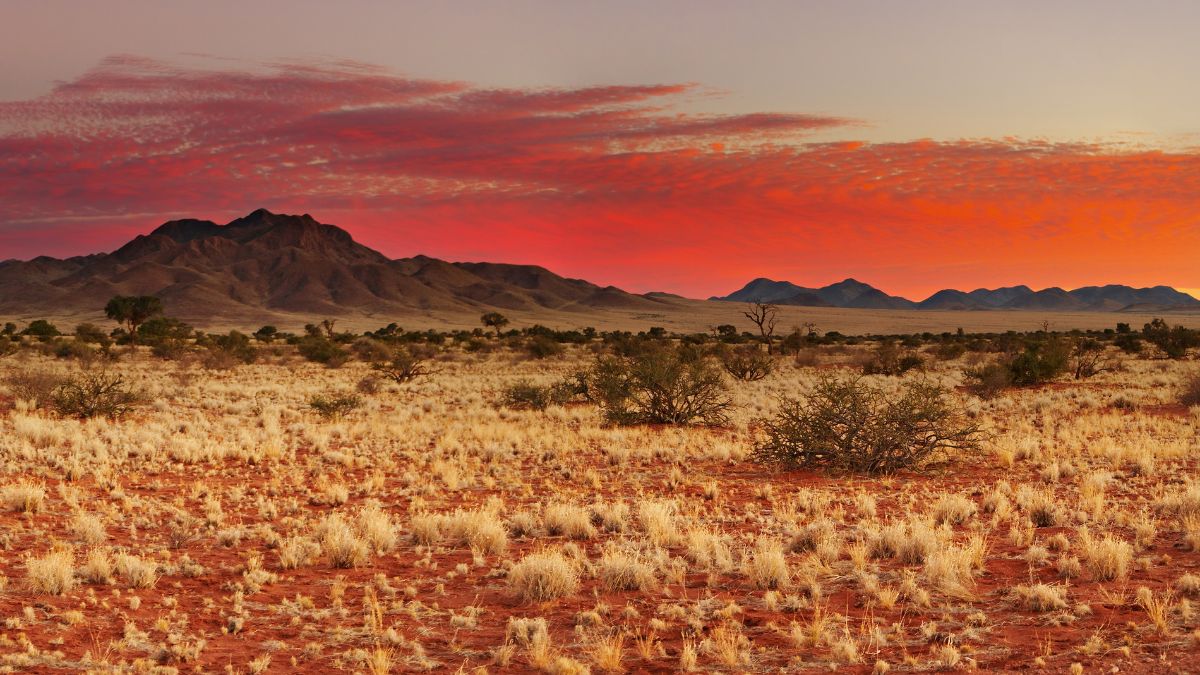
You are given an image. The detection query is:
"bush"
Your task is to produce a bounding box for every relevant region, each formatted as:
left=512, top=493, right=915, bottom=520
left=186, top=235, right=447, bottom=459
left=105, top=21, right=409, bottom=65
left=1142, top=318, right=1199, bottom=360
left=52, top=370, right=143, bottom=419
left=351, top=337, right=392, bottom=363
left=53, top=339, right=98, bottom=363
left=752, top=377, right=982, bottom=474
left=501, top=373, right=588, bottom=411
left=965, top=338, right=1069, bottom=396
left=963, top=361, right=1013, bottom=399
left=501, top=381, right=553, bottom=410
left=253, top=325, right=279, bottom=343
left=932, top=342, right=967, bottom=361
left=309, top=393, right=362, bottom=419
left=1181, top=372, right=1200, bottom=408
left=861, top=341, right=923, bottom=376
left=74, top=323, right=112, bottom=347
left=297, top=336, right=349, bottom=367
left=22, top=320, right=60, bottom=342
left=207, top=331, right=257, bottom=365
left=1006, top=338, right=1070, bottom=385
left=525, top=335, right=564, bottom=359
left=719, top=345, right=773, bottom=381
left=372, top=346, right=435, bottom=383
left=0, top=336, right=16, bottom=358
left=588, top=342, right=731, bottom=426
left=1113, top=333, right=1143, bottom=354
left=139, top=317, right=193, bottom=359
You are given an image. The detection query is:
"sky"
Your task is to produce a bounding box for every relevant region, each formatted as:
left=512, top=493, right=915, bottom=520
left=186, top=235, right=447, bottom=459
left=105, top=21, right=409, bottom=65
left=2, top=0, right=1199, bottom=299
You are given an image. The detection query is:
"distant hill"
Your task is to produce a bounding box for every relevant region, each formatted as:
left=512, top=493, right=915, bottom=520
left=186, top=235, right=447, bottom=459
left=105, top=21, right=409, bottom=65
left=0, top=209, right=675, bottom=323
left=715, top=278, right=1199, bottom=312
left=710, top=277, right=916, bottom=310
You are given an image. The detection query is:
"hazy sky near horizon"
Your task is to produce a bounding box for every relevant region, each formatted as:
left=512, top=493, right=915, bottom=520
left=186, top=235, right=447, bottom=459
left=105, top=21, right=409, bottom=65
left=2, top=0, right=1199, bottom=298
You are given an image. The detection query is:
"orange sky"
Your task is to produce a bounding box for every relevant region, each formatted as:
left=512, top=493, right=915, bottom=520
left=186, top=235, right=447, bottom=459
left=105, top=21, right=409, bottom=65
left=2, top=56, right=1199, bottom=300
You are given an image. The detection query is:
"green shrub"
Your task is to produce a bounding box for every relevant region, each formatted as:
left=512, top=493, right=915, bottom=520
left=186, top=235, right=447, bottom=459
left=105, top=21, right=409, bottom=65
left=587, top=343, right=731, bottom=426
left=53, top=339, right=98, bottom=363
left=718, top=345, right=773, bottom=381
left=309, top=393, right=362, bottom=419
left=501, top=381, right=553, bottom=410
left=52, top=370, right=143, bottom=419
left=525, top=336, right=564, bottom=359
left=203, top=331, right=257, bottom=368
left=139, top=317, right=193, bottom=359
left=1142, top=318, right=1199, bottom=360
left=22, top=320, right=60, bottom=342
left=1007, top=338, right=1070, bottom=385
left=297, top=336, right=349, bottom=367
left=752, top=377, right=982, bottom=474
left=74, top=323, right=112, bottom=347
left=253, top=325, right=279, bottom=343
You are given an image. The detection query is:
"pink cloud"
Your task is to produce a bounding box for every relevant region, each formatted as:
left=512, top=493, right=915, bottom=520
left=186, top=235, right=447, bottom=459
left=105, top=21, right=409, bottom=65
left=2, top=56, right=1199, bottom=299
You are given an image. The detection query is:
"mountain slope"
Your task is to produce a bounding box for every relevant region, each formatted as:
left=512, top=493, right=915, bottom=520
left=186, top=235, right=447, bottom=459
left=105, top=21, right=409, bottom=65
left=0, top=209, right=672, bottom=322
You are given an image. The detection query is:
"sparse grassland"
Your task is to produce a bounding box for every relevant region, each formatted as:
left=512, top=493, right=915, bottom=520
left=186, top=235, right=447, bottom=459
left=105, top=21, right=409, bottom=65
left=0, top=337, right=1198, bottom=673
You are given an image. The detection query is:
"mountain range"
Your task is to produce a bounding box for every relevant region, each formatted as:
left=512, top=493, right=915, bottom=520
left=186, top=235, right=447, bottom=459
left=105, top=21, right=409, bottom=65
left=712, top=277, right=1200, bottom=312
left=1, top=210, right=1196, bottom=328
left=0, top=209, right=674, bottom=324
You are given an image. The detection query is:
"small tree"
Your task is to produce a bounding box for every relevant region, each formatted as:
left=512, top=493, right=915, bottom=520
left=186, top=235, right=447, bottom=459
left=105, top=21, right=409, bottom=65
left=104, top=296, right=163, bottom=343
left=253, top=326, right=279, bottom=343
left=588, top=342, right=731, bottom=426
left=1068, top=338, right=1114, bottom=379
left=372, top=346, right=436, bottom=384
left=753, top=377, right=982, bottom=474
left=481, top=312, right=509, bottom=337
left=742, top=302, right=779, bottom=354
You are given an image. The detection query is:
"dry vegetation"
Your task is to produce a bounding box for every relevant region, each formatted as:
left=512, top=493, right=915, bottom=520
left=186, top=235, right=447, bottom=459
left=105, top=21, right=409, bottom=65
left=1, top=330, right=1199, bottom=673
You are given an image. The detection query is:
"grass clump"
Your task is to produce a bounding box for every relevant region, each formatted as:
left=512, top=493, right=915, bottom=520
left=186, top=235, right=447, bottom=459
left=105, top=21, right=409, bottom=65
left=508, top=550, right=580, bottom=602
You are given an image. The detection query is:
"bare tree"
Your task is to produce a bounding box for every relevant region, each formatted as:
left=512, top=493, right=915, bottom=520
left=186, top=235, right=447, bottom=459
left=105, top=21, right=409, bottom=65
left=742, top=301, right=779, bottom=354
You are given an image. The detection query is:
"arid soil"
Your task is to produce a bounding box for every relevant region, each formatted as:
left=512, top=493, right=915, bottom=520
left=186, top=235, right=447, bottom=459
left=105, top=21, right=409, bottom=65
left=1, top=345, right=1198, bottom=673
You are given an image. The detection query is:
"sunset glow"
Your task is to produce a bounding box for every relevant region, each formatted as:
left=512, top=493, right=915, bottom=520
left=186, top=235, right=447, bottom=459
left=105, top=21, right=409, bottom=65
left=3, top=4, right=1199, bottom=300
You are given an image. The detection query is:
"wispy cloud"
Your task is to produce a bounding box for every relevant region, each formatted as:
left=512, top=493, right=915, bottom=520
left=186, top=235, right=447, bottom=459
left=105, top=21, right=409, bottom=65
left=2, top=56, right=1198, bottom=297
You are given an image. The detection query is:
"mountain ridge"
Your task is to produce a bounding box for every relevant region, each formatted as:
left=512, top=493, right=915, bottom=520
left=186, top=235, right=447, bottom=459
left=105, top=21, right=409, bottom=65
left=0, top=209, right=675, bottom=323
left=3, top=210, right=1197, bottom=324
left=713, top=277, right=1199, bottom=312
